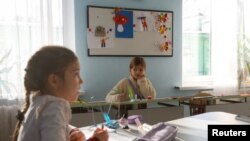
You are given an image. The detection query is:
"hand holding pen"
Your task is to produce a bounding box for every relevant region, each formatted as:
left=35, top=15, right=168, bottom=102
left=69, top=128, right=85, bottom=141
left=90, top=124, right=108, bottom=141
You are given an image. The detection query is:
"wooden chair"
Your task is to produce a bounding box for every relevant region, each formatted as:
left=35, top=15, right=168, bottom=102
left=189, top=92, right=215, bottom=116
left=189, top=102, right=206, bottom=115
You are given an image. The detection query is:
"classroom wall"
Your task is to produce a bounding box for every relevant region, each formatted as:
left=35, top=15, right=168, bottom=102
left=74, top=0, right=195, bottom=100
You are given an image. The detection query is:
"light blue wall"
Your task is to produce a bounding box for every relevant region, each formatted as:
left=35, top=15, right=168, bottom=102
left=74, top=0, right=194, bottom=100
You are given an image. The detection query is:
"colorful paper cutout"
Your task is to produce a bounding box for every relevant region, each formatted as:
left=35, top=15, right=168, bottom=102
left=115, top=10, right=133, bottom=38
left=137, top=17, right=148, bottom=31
left=87, top=26, right=114, bottom=48
left=95, top=26, right=106, bottom=37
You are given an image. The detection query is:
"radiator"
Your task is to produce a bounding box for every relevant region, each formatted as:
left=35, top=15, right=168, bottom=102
left=0, top=106, right=18, bottom=141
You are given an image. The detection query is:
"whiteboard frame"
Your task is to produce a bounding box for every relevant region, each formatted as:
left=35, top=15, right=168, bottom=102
left=87, top=5, right=173, bottom=57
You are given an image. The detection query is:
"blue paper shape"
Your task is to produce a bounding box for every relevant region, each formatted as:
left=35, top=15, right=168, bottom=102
left=115, top=10, right=133, bottom=38
left=103, top=113, right=120, bottom=129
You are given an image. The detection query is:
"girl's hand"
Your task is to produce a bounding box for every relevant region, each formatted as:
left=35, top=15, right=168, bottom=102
left=92, top=128, right=109, bottom=141
left=117, top=93, right=126, bottom=102
left=70, top=128, right=85, bottom=141
left=137, top=77, right=147, bottom=85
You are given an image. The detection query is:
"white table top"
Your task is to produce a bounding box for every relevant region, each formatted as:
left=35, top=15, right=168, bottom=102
left=79, top=112, right=249, bottom=141
left=80, top=125, right=139, bottom=141
left=166, top=112, right=250, bottom=141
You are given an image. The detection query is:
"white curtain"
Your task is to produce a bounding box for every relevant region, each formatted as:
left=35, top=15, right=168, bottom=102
left=211, top=0, right=250, bottom=96
left=237, top=0, right=250, bottom=93
left=0, top=0, right=63, bottom=140
left=211, top=0, right=238, bottom=96
left=0, top=0, right=63, bottom=105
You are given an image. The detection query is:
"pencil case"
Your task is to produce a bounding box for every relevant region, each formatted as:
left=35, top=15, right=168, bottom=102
left=135, top=122, right=178, bottom=141
left=127, top=115, right=142, bottom=124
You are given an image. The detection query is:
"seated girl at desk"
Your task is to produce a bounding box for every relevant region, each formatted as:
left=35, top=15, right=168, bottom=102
left=13, top=46, right=108, bottom=141
left=105, top=57, right=156, bottom=103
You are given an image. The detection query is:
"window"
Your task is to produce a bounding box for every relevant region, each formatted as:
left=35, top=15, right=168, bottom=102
left=182, top=0, right=250, bottom=95
left=0, top=0, right=63, bottom=101
left=182, top=0, right=212, bottom=86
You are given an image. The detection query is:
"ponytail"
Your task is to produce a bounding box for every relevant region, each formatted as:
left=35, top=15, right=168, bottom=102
left=12, top=91, right=31, bottom=141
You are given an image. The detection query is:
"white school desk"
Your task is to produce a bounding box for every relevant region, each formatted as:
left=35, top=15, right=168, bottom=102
left=166, top=111, right=249, bottom=141
left=79, top=112, right=249, bottom=141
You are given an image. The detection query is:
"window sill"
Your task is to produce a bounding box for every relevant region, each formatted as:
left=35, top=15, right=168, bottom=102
left=174, top=86, right=213, bottom=91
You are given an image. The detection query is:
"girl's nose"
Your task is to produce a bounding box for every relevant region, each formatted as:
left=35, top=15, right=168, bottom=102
left=79, top=77, right=84, bottom=84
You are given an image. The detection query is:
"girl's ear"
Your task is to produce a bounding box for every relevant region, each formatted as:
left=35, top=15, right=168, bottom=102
left=47, top=74, right=60, bottom=89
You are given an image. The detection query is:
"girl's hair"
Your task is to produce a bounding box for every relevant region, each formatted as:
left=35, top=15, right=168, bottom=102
left=12, top=45, right=78, bottom=141
left=129, top=57, right=146, bottom=69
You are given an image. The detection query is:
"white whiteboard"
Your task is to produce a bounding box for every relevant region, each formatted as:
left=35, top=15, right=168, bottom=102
left=87, top=6, right=173, bottom=57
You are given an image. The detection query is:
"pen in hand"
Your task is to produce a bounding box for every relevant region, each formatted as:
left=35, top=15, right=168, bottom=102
left=121, top=114, right=125, bottom=119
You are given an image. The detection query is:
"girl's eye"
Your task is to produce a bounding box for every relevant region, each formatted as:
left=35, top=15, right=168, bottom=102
left=74, top=71, right=80, bottom=76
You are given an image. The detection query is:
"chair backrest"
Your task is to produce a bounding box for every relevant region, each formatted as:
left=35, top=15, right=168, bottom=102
left=189, top=103, right=206, bottom=115
left=0, top=105, right=19, bottom=141
left=189, top=92, right=214, bottom=116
